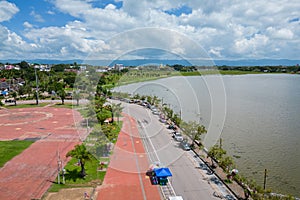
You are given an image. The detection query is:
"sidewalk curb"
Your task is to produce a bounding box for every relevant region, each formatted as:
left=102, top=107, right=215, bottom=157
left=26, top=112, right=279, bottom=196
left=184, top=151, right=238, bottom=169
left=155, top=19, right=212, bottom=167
left=191, top=148, right=242, bottom=200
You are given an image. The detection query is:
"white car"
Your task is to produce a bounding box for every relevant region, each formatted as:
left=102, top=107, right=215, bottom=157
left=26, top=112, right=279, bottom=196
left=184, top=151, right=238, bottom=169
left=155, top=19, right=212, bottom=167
left=169, top=197, right=184, bottom=200
left=172, top=132, right=183, bottom=142
left=152, top=110, right=160, bottom=115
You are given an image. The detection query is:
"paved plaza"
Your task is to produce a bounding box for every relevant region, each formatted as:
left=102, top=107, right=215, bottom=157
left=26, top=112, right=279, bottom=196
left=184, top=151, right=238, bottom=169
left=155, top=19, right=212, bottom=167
left=0, top=107, right=87, bottom=200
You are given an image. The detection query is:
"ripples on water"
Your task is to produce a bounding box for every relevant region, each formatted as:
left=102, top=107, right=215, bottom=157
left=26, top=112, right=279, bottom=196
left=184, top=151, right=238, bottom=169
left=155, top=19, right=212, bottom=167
left=114, top=74, right=300, bottom=197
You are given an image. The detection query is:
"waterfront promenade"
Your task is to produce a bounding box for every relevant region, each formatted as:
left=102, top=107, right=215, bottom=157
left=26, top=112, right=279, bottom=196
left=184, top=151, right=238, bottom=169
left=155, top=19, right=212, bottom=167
left=96, top=113, right=161, bottom=200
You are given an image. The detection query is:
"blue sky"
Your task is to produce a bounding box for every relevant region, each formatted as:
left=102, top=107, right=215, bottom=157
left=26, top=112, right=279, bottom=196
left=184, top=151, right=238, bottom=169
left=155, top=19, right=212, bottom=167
left=0, top=0, right=299, bottom=61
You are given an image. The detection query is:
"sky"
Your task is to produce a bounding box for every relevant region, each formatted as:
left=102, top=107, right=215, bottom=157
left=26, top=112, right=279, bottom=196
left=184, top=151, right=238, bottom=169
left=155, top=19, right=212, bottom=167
left=0, top=0, right=299, bottom=62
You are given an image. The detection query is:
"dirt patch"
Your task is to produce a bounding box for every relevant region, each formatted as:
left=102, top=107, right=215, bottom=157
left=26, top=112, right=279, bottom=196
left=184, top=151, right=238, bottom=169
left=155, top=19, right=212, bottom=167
left=43, top=187, right=94, bottom=200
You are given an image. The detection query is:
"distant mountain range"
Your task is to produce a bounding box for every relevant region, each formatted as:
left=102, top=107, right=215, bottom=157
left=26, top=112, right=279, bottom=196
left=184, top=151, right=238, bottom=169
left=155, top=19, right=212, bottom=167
left=1, top=59, right=299, bottom=66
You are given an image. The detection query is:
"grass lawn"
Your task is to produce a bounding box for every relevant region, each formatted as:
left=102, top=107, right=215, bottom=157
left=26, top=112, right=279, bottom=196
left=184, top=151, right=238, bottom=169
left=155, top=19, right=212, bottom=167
left=0, top=140, right=34, bottom=167
left=48, top=156, right=106, bottom=192
left=51, top=103, right=74, bottom=109
left=4, top=102, right=49, bottom=109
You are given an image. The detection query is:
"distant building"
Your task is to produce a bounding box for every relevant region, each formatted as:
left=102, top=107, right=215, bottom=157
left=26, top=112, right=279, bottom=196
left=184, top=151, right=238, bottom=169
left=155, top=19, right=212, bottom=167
left=96, top=68, right=108, bottom=73
left=0, top=82, right=9, bottom=90
left=64, top=68, right=79, bottom=73
left=4, top=65, right=15, bottom=70
left=33, top=64, right=51, bottom=72
left=114, top=64, right=124, bottom=71
left=79, top=65, right=87, bottom=71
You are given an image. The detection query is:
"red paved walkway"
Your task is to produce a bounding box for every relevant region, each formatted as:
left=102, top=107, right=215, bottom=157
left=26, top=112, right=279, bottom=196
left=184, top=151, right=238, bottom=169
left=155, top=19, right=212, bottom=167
left=0, top=107, right=87, bottom=200
left=96, top=113, right=161, bottom=200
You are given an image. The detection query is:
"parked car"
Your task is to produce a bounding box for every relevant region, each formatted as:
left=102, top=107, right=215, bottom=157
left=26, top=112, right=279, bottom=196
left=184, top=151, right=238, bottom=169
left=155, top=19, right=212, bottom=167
left=159, top=118, right=167, bottom=123
left=172, top=132, right=183, bottom=142
left=150, top=106, right=157, bottom=111
left=141, top=102, right=148, bottom=107
left=180, top=142, right=191, bottom=151
left=224, top=194, right=235, bottom=200
left=152, top=110, right=160, bottom=115
left=168, top=124, right=175, bottom=130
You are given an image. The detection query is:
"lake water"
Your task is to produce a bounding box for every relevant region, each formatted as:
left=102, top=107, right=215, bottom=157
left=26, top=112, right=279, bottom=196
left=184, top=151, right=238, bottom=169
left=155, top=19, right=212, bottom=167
left=114, top=74, right=300, bottom=197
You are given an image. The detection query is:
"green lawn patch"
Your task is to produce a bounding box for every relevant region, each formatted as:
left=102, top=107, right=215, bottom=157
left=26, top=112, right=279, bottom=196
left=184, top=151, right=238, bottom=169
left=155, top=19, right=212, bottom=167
left=0, top=140, right=34, bottom=167
left=48, top=156, right=106, bottom=192
left=4, top=103, right=49, bottom=109
left=51, top=103, right=74, bottom=109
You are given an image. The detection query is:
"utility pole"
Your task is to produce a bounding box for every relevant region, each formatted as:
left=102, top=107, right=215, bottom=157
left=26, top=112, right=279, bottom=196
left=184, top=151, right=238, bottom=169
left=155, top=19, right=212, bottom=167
left=263, top=169, right=267, bottom=190
left=220, top=138, right=222, bottom=149
left=57, top=151, right=61, bottom=184
left=179, top=110, right=182, bottom=120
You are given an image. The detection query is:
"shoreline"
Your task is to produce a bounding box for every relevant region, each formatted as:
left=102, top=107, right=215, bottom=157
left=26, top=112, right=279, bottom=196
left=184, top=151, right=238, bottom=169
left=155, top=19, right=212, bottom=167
left=113, top=70, right=297, bottom=88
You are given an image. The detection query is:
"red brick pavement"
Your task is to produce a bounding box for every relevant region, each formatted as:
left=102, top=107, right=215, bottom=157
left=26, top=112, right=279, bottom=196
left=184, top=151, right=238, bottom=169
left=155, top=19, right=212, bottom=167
left=96, top=113, right=161, bottom=200
left=0, top=107, right=87, bottom=200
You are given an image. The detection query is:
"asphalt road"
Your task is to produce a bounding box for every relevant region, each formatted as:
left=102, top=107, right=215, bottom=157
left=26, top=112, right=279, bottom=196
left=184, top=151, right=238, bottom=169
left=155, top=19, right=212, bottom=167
left=113, top=100, right=234, bottom=200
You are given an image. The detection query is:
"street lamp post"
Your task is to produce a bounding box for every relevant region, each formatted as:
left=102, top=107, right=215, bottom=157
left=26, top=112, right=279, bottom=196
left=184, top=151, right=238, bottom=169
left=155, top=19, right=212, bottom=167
left=57, top=160, right=61, bottom=184
left=62, top=168, right=66, bottom=184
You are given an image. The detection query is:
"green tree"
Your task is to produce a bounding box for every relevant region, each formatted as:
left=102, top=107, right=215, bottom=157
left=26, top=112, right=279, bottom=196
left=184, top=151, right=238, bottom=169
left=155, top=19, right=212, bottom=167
left=151, top=95, right=160, bottom=106
left=57, top=88, right=66, bottom=104
left=133, top=93, right=140, bottom=100
left=208, top=144, right=226, bottom=164
left=96, top=109, right=112, bottom=124
left=163, top=106, right=173, bottom=119
left=111, top=103, right=123, bottom=124
left=146, top=96, right=152, bottom=104
left=54, top=82, right=66, bottom=104
left=73, top=90, right=81, bottom=106
left=0, top=97, right=4, bottom=107
left=66, top=144, right=93, bottom=177
left=219, top=156, right=234, bottom=173
left=85, top=124, right=110, bottom=158
left=94, top=96, right=107, bottom=113
left=172, top=113, right=182, bottom=126
left=181, top=121, right=207, bottom=146
left=11, top=91, right=17, bottom=106
left=19, top=61, right=30, bottom=69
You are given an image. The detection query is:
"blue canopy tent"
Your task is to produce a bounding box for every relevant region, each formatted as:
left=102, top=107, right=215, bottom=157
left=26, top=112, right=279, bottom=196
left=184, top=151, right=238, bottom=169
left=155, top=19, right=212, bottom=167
left=154, top=168, right=172, bottom=177
left=153, top=168, right=172, bottom=185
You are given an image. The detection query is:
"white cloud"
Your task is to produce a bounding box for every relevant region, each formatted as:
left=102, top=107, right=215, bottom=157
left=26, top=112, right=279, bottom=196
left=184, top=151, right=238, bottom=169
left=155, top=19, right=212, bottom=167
left=53, top=0, right=92, bottom=17
left=23, top=21, right=33, bottom=29
left=30, top=10, right=45, bottom=22
left=267, top=27, right=294, bottom=40
left=47, top=10, right=55, bottom=15
left=105, top=4, right=116, bottom=10
left=0, top=25, right=39, bottom=59
left=209, top=47, right=223, bottom=58
left=0, top=1, right=19, bottom=22
left=233, top=34, right=269, bottom=56
left=1, top=0, right=300, bottom=60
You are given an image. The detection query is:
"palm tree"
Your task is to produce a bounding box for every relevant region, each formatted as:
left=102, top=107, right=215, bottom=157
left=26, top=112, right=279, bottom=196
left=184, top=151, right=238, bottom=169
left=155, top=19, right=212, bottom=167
left=73, top=90, right=81, bottom=106
left=66, top=144, right=93, bottom=177
left=111, top=103, right=123, bottom=124
left=57, top=88, right=66, bottom=105
left=11, top=91, right=17, bottom=106
left=152, top=95, right=160, bottom=106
